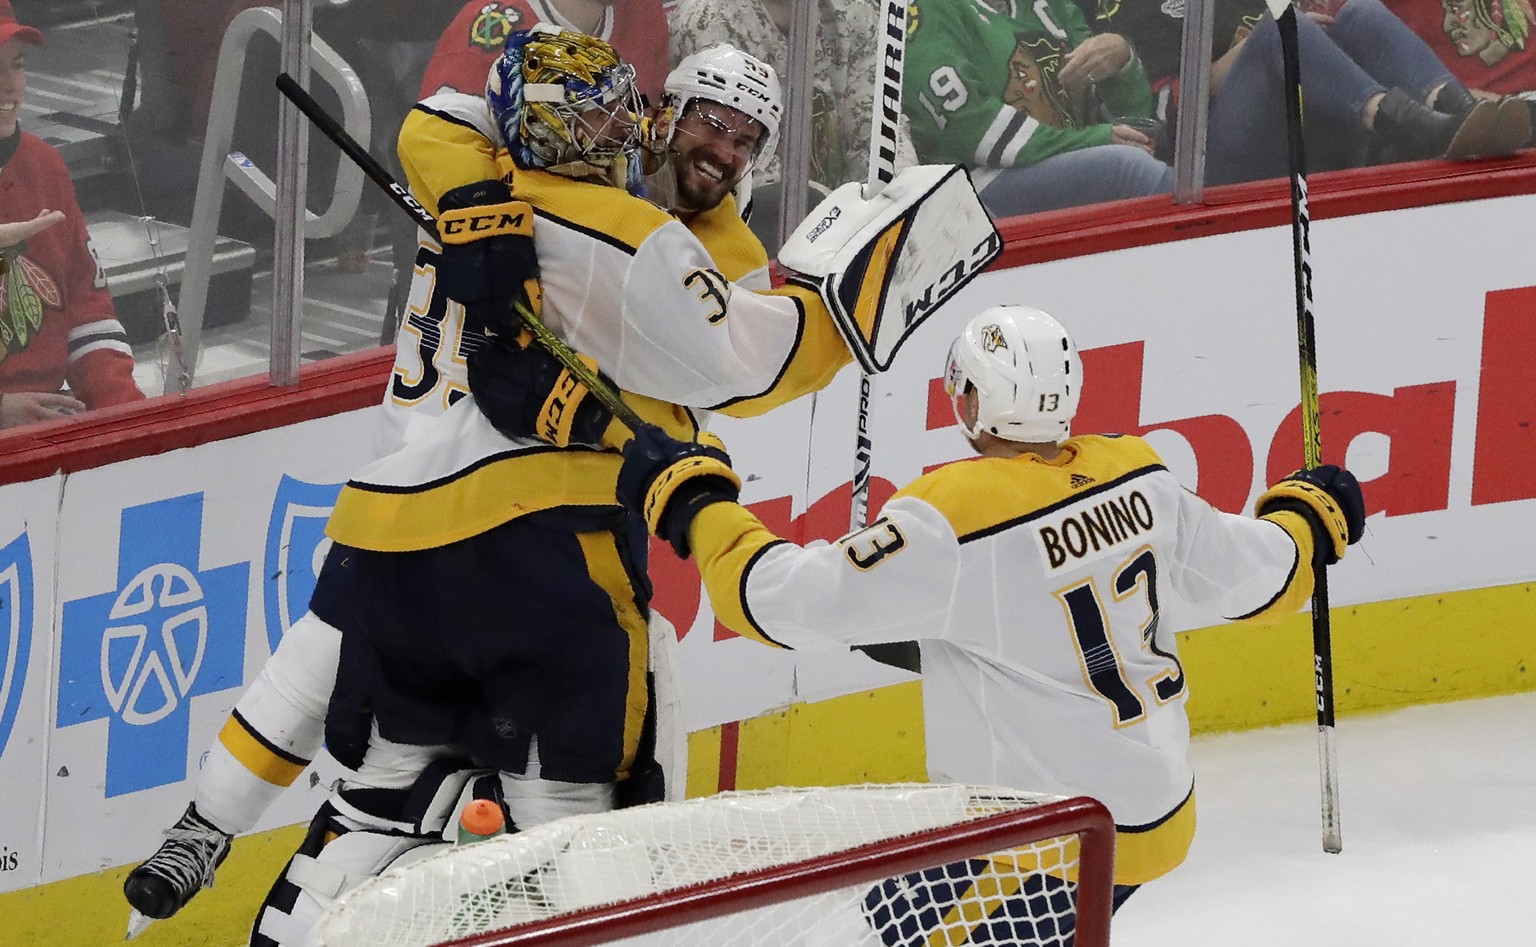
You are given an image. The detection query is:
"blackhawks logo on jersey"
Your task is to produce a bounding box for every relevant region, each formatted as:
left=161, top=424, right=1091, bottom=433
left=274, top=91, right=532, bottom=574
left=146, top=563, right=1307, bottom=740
left=0, top=251, right=60, bottom=358
left=1003, top=32, right=1089, bottom=130
left=468, top=2, right=524, bottom=53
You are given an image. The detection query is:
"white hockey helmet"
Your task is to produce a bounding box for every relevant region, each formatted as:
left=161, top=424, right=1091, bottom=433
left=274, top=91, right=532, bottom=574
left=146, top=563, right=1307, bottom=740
left=944, top=305, right=1083, bottom=444
left=663, top=43, right=783, bottom=168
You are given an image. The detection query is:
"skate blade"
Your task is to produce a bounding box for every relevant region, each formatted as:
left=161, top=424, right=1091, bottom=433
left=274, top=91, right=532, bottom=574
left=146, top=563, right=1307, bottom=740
left=126, top=909, right=154, bottom=940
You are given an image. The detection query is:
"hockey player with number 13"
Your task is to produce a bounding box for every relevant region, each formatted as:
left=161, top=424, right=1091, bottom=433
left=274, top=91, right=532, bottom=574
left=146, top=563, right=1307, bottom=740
left=609, top=304, right=1367, bottom=934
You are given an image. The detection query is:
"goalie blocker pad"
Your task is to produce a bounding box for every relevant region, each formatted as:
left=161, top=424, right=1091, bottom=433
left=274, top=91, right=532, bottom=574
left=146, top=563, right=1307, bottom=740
left=778, top=164, right=1002, bottom=373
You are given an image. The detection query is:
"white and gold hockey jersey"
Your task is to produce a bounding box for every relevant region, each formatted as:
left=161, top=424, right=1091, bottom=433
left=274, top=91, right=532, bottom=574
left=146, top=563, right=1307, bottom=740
left=688, top=434, right=1323, bottom=886
left=329, top=95, right=850, bottom=552
left=377, top=95, right=778, bottom=457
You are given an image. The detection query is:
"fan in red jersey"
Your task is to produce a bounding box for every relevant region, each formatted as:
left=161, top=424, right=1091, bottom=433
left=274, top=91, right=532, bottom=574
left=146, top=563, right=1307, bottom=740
left=0, top=1, right=145, bottom=429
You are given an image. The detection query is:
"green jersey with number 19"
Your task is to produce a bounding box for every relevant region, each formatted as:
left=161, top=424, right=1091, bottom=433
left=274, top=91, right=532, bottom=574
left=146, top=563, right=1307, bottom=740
left=904, top=0, right=1155, bottom=190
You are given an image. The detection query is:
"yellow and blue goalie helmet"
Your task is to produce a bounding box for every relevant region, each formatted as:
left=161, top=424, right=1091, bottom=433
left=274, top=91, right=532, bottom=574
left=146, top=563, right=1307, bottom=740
left=487, top=25, right=644, bottom=183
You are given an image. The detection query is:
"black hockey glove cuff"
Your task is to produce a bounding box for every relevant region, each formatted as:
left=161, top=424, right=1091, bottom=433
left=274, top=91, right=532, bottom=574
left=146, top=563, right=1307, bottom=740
left=1256, top=464, right=1365, bottom=566
left=617, top=424, right=742, bottom=558
left=469, top=336, right=615, bottom=448
left=435, top=180, right=538, bottom=335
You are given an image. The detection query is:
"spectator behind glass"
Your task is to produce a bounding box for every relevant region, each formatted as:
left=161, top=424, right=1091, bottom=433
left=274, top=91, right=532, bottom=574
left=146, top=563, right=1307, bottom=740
left=0, top=2, right=145, bottom=430
left=899, top=0, right=1172, bottom=219
left=1079, top=0, right=1530, bottom=187
left=418, top=0, right=670, bottom=101
left=1383, top=0, right=1536, bottom=133
left=668, top=0, right=919, bottom=198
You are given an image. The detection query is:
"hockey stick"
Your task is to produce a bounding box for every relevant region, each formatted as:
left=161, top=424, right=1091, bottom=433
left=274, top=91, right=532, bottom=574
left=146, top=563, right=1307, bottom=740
left=274, top=72, right=644, bottom=433
left=849, top=1, right=909, bottom=532
left=1269, top=0, right=1343, bottom=854
left=842, top=2, right=925, bottom=676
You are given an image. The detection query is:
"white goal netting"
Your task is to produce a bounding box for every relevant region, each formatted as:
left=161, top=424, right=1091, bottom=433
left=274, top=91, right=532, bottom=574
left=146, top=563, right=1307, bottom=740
left=309, top=783, right=1115, bottom=947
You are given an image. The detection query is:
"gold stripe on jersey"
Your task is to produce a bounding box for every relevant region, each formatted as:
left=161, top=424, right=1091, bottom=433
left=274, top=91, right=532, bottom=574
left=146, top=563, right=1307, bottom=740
left=600, top=392, right=701, bottom=450
left=945, top=786, right=1190, bottom=891
left=327, top=447, right=623, bottom=552
left=574, top=530, right=651, bottom=781
left=1113, top=786, right=1196, bottom=885
left=1243, top=512, right=1315, bottom=619
left=399, top=104, right=503, bottom=219
left=330, top=399, right=700, bottom=553
left=688, top=501, right=794, bottom=649
left=684, top=194, right=769, bottom=282
left=218, top=712, right=308, bottom=788
left=893, top=435, right=1168, bottom=543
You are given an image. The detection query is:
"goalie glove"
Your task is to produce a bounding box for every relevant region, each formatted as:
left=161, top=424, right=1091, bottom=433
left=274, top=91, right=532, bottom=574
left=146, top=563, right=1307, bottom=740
left=436, top=179, right=540, bottom=337
left=777, top=164, right=1002, bottom=373
left=1255, top=464, right=1366, bottom=566
left=617, top=424, right=741, bottom=558
left=468, top=335, right=616, bottom=448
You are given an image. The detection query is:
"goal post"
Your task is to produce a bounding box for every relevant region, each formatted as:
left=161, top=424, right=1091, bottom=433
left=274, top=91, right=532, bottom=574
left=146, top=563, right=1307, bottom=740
left=311, top=784, right=1118, bottom=947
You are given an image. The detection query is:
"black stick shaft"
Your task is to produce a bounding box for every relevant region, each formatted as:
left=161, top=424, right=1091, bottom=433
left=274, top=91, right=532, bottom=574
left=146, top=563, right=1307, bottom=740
left=274, top=73, right=642, bottom=432
left=1277, top=4, right=1342, bottom=855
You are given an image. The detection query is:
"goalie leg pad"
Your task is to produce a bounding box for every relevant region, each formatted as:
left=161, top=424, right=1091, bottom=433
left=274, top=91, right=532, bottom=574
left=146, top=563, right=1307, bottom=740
left=251, top=761, right=510, bottom=946
left=250, top=794, right=440, bottom=947
left=778, top=164, right=1002, bottom=372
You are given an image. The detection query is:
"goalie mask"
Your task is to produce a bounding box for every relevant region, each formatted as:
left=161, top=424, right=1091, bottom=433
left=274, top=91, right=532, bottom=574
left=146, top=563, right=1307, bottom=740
left=944, top=305, right=1083, bottom=444
left=487, top=26, right=644, bottom=189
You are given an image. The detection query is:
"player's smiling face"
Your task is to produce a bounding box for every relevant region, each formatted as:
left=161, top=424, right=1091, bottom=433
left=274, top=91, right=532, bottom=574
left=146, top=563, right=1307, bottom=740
left=0, top=38, right=26, bottom=139
left=670, top=100, right=765, bottom=212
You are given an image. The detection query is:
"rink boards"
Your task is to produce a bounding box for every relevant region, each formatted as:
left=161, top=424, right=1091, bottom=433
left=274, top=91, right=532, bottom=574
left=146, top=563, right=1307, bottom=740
left=1, top=182, right=1534, bottom=944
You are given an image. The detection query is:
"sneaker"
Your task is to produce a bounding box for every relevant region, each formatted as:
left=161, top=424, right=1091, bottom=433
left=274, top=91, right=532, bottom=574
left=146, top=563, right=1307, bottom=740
left=122, top=804, right=233, bottom=920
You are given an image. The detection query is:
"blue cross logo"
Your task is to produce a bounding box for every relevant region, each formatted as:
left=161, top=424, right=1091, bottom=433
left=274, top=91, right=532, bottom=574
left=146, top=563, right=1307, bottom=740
left=57, top=494, right=249, bottom=797
left=263, top=475, right=341, bottom=653
left=0, top=531, right=33, bottom=763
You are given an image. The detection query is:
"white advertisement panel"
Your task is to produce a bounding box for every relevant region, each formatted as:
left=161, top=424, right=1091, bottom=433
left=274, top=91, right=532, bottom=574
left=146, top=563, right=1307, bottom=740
left=33, top=410, right=375, bottom=884
left=0, top=475, right=63, bottom=893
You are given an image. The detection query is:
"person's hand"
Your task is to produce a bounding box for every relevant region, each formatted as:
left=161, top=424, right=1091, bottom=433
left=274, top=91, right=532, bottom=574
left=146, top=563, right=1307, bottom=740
left=616, top=424, right=742, bottom=558
left=1110, top=124, right=1156, bottom=155
left=0, top=209, right=66, bottom=249
left=1058, top=34, right=1133, bottom=93
left=1255, top=464, right=1366, bottom=566
left=468, top=335, right=615, bottom=447
left=434, top=180, right=538, bottom=336
left=0, top=391, right=87, bottom=428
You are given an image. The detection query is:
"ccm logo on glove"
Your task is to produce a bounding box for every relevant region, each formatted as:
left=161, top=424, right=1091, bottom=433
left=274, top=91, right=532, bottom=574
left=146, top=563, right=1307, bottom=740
left=439, top=204, right=534, bottom=244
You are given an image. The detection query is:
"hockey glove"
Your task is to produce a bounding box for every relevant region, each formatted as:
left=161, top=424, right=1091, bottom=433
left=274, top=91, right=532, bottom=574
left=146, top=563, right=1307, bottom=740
left=436, top=179, right=538, bottom=336
left=469, top=335, right=616, bottom=448
left=1255, top=464, right=1365, bottom=566
left=617, top=424, right=742, bottom=558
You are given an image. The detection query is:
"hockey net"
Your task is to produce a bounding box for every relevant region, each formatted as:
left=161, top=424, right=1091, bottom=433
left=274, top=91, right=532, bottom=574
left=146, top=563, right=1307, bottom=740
left=310, top=783, right=1116, bottom=947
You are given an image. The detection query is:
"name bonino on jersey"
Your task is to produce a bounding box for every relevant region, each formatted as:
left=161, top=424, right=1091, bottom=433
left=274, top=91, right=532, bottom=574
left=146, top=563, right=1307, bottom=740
left=1035, top=488, right=1158, bottom=570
